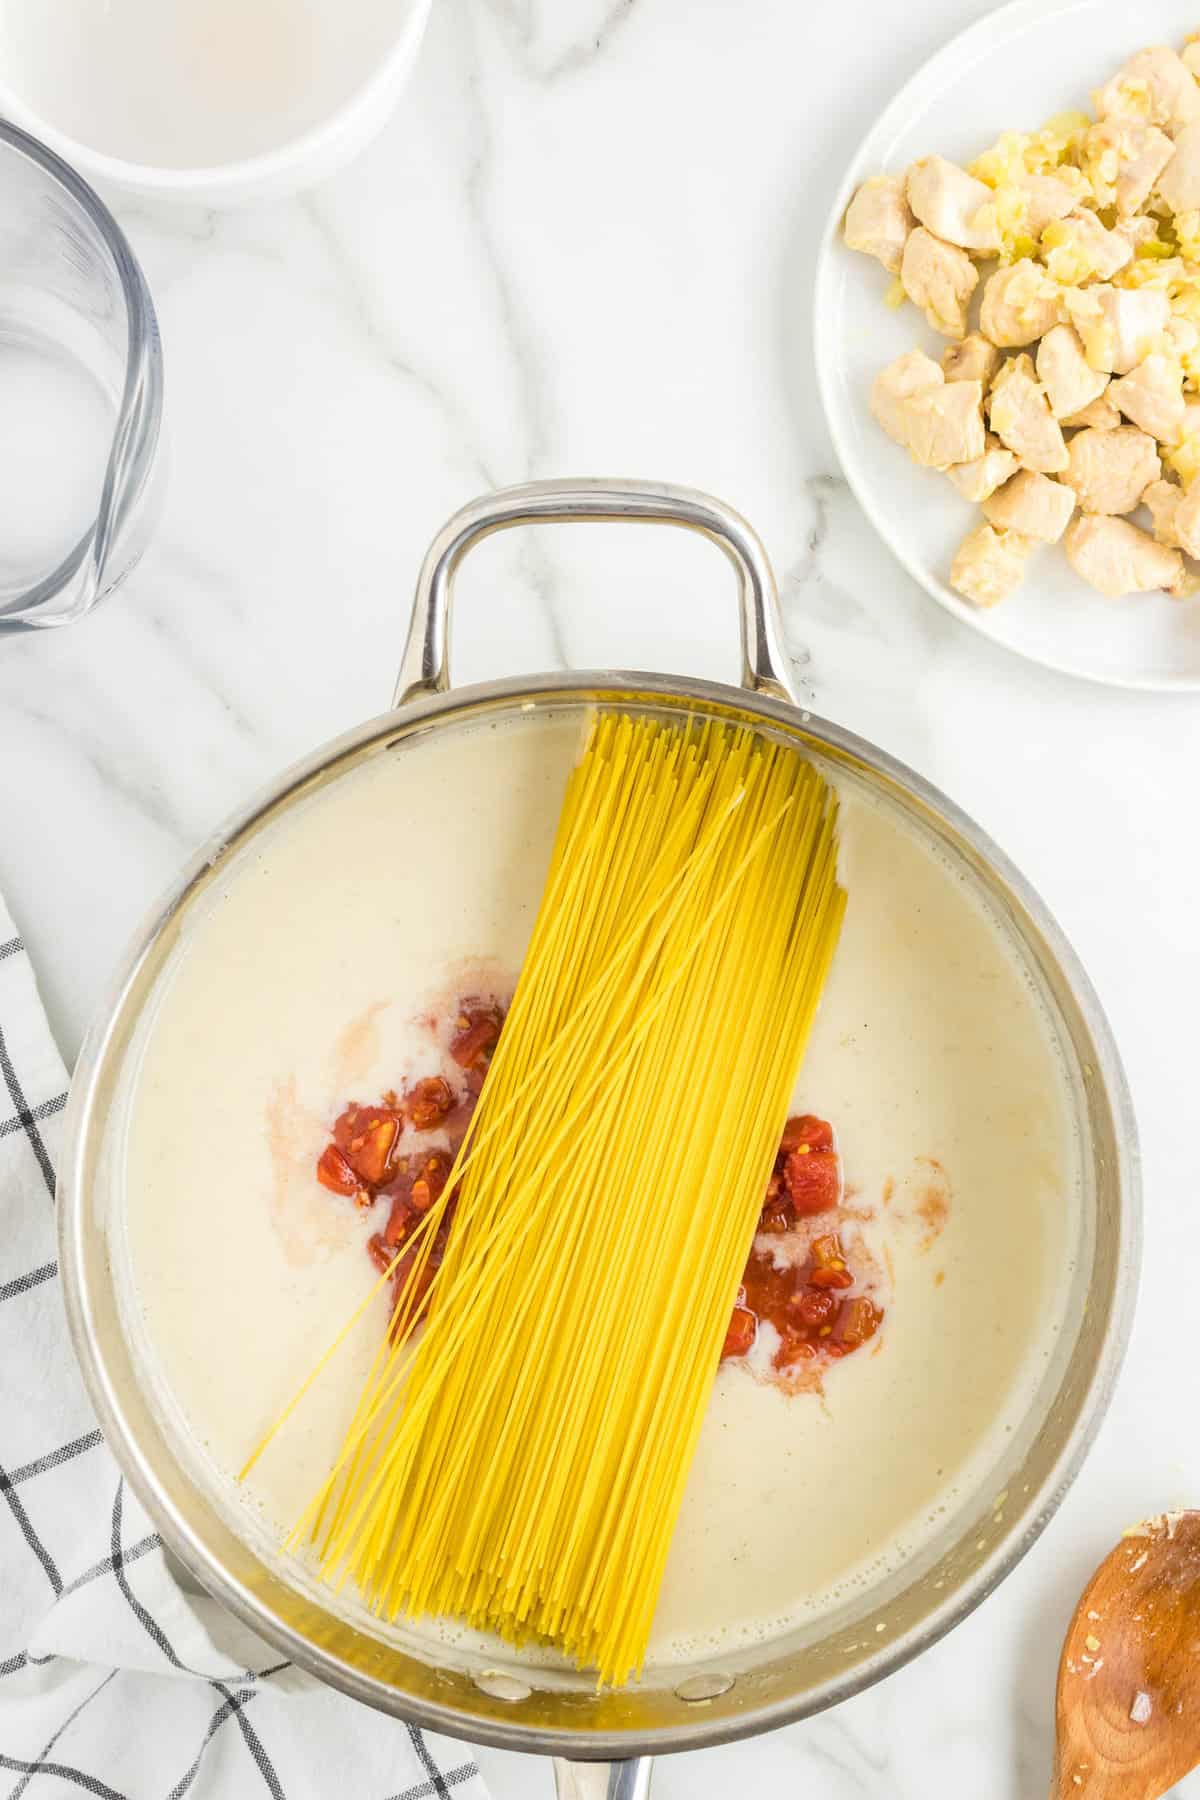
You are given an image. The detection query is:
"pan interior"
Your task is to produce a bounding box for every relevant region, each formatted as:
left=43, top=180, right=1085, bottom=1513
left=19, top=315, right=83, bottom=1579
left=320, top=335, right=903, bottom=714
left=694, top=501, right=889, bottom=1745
left=73, top=687, right=1118, bottom=1751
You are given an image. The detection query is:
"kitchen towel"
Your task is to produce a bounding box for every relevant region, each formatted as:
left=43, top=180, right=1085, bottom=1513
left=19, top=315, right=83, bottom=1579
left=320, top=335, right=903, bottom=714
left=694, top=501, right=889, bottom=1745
left=0, top=901, right=488, bottom=1800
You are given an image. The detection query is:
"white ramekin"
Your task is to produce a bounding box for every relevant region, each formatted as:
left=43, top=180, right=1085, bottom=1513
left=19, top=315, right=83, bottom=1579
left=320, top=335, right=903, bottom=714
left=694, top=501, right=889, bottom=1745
left=0, top=0, right=432, bottom=206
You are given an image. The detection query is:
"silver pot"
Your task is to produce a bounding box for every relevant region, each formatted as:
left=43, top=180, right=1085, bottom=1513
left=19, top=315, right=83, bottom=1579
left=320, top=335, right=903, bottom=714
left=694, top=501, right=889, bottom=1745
left=59, top=481, right=1140, bottom=1800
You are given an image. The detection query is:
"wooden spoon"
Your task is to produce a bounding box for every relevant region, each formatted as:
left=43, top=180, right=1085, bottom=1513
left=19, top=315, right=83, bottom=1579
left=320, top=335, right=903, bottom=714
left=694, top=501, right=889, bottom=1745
left=1054, top=1511, right=1200, bottom=1800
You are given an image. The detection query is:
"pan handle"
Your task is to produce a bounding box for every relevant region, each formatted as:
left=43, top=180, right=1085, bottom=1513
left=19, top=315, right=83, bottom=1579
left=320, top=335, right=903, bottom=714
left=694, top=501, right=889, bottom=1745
left=552, top=1757, right=653, bottom=1800
left=394, top=479, right=795, bottom=707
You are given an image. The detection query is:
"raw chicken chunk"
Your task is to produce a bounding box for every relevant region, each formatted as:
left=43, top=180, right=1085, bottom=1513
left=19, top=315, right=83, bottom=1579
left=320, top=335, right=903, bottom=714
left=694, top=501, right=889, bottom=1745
left=1041, top=208, right=1133, bottom=282
left=1064, top=514, right=1183, bottom=596
left=1094, top=47, right=1200, bottom=138
left=870, top=351, right=986, bottom=468
left=982, top=470, right=1076, bottom=541
left=900, top=227, right=979, bottom=338
left=987, top=355, right=1069, bottom=473
left=1036, top=324, right=1110, bottom=420
left=843, top=175, right=914, bottom=273
left=1108, top=354, right=1186, bottom=442
left=1063, top=424, right=1161, bottom=513
left=1062, top=393, right=1123, bottom=430
left=1081, top=118, right=1176, bottom=215
left=906, top=155, right=1001, bottom=253
left=946, top=435, right=1020, bottom=502
left=950, top=522, right=1034, bottom=607
left=980, top=260, right=1063, bottom=348
left=1157, top=119, right=1200, bottom=211
left=1064, top=285, right=1170, bottom=374
left=942, top=334, right=1001, bottom=385
left=1143, top=478, right=1200, bottom=556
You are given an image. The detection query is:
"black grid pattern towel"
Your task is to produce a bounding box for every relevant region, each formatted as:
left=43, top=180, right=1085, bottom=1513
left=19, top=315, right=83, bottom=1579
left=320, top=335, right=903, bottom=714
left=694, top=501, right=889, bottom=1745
left=0, top=907, right=488, bottom=1800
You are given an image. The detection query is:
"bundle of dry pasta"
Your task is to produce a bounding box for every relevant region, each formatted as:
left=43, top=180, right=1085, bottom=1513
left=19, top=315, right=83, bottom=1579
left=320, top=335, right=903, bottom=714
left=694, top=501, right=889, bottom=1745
left=277, top=710, right=845, bottom=1686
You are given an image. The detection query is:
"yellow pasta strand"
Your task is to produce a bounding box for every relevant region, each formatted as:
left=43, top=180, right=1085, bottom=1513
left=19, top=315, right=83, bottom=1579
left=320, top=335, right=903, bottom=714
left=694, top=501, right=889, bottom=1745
left=268, top=710, right=846, bottom=1687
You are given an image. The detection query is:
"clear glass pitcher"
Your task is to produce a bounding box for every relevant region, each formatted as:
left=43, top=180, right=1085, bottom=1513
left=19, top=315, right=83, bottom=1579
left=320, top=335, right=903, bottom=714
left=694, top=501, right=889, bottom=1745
left=0, top=118, right=163, bottom=629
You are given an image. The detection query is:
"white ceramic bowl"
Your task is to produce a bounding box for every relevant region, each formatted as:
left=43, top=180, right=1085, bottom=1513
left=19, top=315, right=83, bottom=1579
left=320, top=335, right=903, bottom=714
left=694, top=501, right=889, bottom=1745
left=0, top=0, right=432, bottom=206
left=814, top=0, right=1200, bottom=691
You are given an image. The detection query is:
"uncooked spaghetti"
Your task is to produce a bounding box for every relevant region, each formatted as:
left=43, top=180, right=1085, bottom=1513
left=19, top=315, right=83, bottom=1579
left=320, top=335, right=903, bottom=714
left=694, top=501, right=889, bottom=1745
left=254, top=710, right=846, bottom=1686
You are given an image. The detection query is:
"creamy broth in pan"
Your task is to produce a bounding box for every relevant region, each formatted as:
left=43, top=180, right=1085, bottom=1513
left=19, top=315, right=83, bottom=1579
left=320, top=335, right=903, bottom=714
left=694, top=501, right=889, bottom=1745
left=115, top=710, right=1081, bottom=1672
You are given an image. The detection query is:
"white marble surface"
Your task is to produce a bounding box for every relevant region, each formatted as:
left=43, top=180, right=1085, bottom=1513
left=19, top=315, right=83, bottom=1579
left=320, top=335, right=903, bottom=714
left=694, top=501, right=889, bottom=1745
left=3, top=0, right=1200, bottom=1794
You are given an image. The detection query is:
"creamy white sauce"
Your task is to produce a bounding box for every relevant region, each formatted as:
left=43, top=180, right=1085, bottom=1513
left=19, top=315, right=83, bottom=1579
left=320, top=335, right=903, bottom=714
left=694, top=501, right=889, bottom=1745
left=112, top=709, right=1081, bottom=1677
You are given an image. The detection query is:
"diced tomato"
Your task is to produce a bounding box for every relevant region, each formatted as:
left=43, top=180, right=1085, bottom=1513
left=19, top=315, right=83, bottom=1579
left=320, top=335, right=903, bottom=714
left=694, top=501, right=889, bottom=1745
left=783, top=1148, right=840, bottom=1216
left=758, top=1204, right=791, bottom=1235
left=774, top=1332, right=817, bottom=1369
left=836, top=1296, right=882, bottom=1350
left=792, top=1288, right=839, bottom=1330
left=332, top=1107, right=400, bottom=1186
left=780, top=1114, right=834, bottom=1154
left=411, top=1152, right=451, bottom=1213
left=315, top=1143, right=359, bottom=1198
left=808, top=1232, right=854, bottom=1290
left=382, top=1192, right=415, bottom=1247
left=721, top=1306, right=757, bottom=1360
left=450, top=1009, right=501, bottom=1069
left=404, top=1076, right=454, bottom=1131
left=367, top=1233, right=396, bottom=1275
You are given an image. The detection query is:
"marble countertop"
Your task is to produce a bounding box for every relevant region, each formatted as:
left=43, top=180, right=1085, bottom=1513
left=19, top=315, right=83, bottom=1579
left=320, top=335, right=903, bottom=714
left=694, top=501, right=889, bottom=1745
left=4, top=0, right=1200, bottom=1793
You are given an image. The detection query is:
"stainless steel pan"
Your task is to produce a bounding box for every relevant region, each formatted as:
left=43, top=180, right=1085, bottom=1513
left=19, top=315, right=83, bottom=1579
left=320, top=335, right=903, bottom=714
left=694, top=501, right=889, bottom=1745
left=58, top=481, right=1140, bottom=1800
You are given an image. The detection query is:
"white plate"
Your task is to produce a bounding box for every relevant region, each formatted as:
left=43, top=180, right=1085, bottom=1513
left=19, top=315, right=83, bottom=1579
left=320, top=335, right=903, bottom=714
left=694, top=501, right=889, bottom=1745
left=814, top=0, right=1200, bottom=691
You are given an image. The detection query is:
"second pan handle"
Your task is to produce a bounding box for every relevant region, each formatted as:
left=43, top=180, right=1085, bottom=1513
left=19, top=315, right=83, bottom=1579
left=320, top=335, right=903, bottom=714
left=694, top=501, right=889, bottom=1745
left=394, top=478, right=796, bottom=707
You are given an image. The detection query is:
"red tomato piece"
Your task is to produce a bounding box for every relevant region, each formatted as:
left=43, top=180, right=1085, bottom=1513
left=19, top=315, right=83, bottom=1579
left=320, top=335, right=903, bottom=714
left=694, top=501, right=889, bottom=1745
left=721, top=1306, right=757, bottom=1360
left=316, top=1143, right=359, bottom=1197
left=367, top=1233, right=395, bottom=1275
left=382, top=1193, right=415, bottom=1247
left=450, top=1009, right=501, bottom=1069
left=836, top=1296, right=882, bottom=1350
left=780, top=1114, right=834, bottom=1154
left=773, top=1332, right=817, bottom=1368
left=792, top=1288, right=839, bottom=1330
left=411, top=1152, right=451, bottom=1213
left=783, top=1148, right=840, bottom=1216
left=334, top=1112, right=399, bottom=1187
left=404, top=1076, right=454, bottom=1131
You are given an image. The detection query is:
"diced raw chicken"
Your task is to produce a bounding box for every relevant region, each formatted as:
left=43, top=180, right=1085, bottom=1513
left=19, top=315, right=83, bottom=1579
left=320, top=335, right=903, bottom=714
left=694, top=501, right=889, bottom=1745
left=1064, top=514, right=1183, bottom=596
left=906, top=155, right=1001, bottom=253
left=1108, top=354, right=1186, bottom=442
left=980, top=260, right=1064, bottom=348
left=870, top=351, right=986, bottom=468
left=900, top=227, right=978, bottom=338
left=987, top=354, right=1069, bottom=473
left=942, top=334, right=1001, bottom=385
left=1016, top=171, right=1081, bottom=235
left=1063, top=424, right=1161, bottom=513
left=1062, top=393, right=1123, bottom=430
left=950, top=522, right=1034, bottom=607
left=1064, top=285, right=1170, bottom=374
left=843, top=175, right=914, bottom=273
left=982, top=470, right=1076, bottom=541
left=1157, top=120, right=1200, bottom=211
left=1041, top=208, right=1133, bottom=282
left=1094, top=47, right=1200, bottom=139
left=946, top=435, right=1020, bottom=502
left=1036, top=324, right=1110, bottom=419
left=1081, top=119, right=1176, bottom=215
left=1143, top=478, right=1200, bottom=556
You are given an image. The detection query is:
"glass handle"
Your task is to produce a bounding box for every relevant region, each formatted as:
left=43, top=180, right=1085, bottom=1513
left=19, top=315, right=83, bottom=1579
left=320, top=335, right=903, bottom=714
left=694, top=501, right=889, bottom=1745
left=393, top=478, right=795, bottom=706
left=552, top=1757, right=654, bottom=1800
